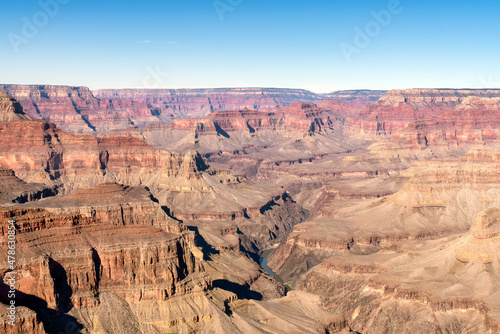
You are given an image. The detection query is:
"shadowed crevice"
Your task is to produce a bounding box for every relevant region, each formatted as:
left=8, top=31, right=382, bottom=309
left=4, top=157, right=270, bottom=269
left=212, top=279, right=263, bottom=301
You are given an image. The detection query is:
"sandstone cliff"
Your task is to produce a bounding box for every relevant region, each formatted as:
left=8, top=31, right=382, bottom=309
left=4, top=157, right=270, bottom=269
left=0, top=168, right=57, bottom=204
left=345, top=88, right=500, bottom=135
left=323, top=89, right=387, bottom=107
left=0, top=85, right=162, bottom=134
left=0, top=94, right=305, bottom=253
left=94, top=87, right=323, bottom=119
left=391, top=96, right=500, bottom=148
left=0, top=182, right=209, bottom=333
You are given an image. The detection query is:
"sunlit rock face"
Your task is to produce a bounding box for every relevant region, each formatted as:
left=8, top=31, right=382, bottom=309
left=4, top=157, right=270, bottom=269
left=1, top=87, right=500, bottom=333
left=456, top=208, right=500, bottom=263
left=0, top=182, right=209, bottom=333
left=341, top=89, right=500, bottom=135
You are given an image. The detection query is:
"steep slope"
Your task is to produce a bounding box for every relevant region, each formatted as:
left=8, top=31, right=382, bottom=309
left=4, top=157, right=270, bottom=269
left=0, top=168, right=56, bottom=204
left=0, top=182, right=208, bottom=333
left=94, top=87, right=323, bottom=119
left=346, top=89, right=500, bottom=135
left=391, top=96, right=500, bottom=149
left=323, top=89, right=387, bottom=107
left=0, top=85, right=165, bottom=134
left=267, top=146, right=500, bottom=332
left=0, top=91, right=32, bottom=123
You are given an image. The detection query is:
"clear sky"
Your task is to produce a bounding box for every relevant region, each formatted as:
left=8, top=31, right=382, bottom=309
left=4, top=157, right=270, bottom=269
left=0, top=0, right=499, bottom=93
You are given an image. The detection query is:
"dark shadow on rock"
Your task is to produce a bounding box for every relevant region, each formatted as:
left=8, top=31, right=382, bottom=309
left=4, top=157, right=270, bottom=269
left=48, top=258, right=73, bottom=314
left=213, top=122, right=230, bottom=138
left=161, top=205, right=184, bottom=222
left=0, top=282, right=84, bottom=334
left=212, top=279, right=263, bottom=301
left=259, top=199, right=279, bottom=215
left=246, top=122, right=256, bottom=133
left=187, top=226, right=219, bottom=260
left=237, top=230, right=260, bottom=263
left=91, top=248, right=102, bottom=297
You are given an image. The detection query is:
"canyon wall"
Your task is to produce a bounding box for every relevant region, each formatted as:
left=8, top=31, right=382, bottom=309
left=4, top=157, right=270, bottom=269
left=0, top=183, right=209, bottom=333
left=1, top=85, right=392, bottom=135
left=94, top=87, right=323, bottom=119
left=323, top=89, right=387, bottom=107
left=345, top=88, right=500, bottom=135
left=0, top=92, right=335, bottom=333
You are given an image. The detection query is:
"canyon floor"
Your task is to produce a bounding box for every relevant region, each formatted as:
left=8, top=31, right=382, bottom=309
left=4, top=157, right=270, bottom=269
left=1, top=86, right=500, bottom=333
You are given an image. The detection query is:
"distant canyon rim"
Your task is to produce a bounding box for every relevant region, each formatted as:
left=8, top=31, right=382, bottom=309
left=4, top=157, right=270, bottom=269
left=0, top=84, right=499, bottom=334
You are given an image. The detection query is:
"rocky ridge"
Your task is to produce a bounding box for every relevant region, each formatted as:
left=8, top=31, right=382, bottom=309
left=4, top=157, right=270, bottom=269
left=2, top=86, right=500, bottom=333
left=1, top=85, right=390, bottom=135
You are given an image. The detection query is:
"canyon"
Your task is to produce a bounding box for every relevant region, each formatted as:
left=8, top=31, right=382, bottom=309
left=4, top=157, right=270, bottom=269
left=0, top=85, right=386, bottom=135
left=1, top=85, right=500, bottom=333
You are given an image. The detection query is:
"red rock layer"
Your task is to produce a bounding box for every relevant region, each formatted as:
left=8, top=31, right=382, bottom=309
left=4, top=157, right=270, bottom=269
left=343, top=89, right=500, bottom=135
left=0, top=183, right=208, bottom=332
left=149, top=103, right=341, bottom=136
left=322, top=90, right=387, bottom=107
left=0, top=108, right=213, bottom=187
left=391, top=96, right=500, bottom=148
left=94, top=87, right=323, bottom=119
left=0, top=85, right=163, bottom=134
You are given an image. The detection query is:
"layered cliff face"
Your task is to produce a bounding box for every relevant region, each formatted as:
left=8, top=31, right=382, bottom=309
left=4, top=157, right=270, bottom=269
left=2, top=86, right=499, bottom=333
left=391, top=96, right=500, bottom=149
left=143, top=102, right=372, bottom=181
left=94, top=87, right=323, bottom=119
left=1, top=85, right=392, bottom=136
left=0, top=85, right=330, bottom=134
left=0, top=183, right=326, bottom=334
left=144, top=103, right=342, bottom=150
left=0, top=92, right=209, bottom=189
left=0, top=93, right=338, bottom=333
left=0, top=94, right=306, bottom=253
left=0, top=182, right=210, bottom=333
left=344, top=88, right=500, bottom=135
left=0, top=168, right=57, bottom=204
left=0, top=85, right=164, bottom=134
left=377, top=89, right=500, bottom=108
left=270, top=146, right=500, bottom=275
left=0, top=115, right=189, bottom=191
left=201, top=103, right=337, bottom=133
left=266, top=145, right=500, bottom=332
left=323, top=89, right=387, bottom=107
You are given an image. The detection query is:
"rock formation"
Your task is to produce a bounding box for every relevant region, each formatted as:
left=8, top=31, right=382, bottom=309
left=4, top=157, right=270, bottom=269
left=0, top=168, right=57, bottom=204
left=2, top=86, right=500, bottom=333
left=456, top=208, right=500, bottom=263
left=0, top=85, right=159, bottom=134
left=1, top=85, right=391, bottom=135
left=94, top=87, right=323, bottom=118
left=0, top=92, right=32, bottom=123
left=344, top=88, right=500, bottom=135
left=0, top=182, right=208, bottom=333
left=323, top=89, right=387, bottom=107
left=391, top=96, right=500, bottom=149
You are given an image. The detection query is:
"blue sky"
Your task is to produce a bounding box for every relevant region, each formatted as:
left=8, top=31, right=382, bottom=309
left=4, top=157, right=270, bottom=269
left=0, top=0, right=499, bottom=93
